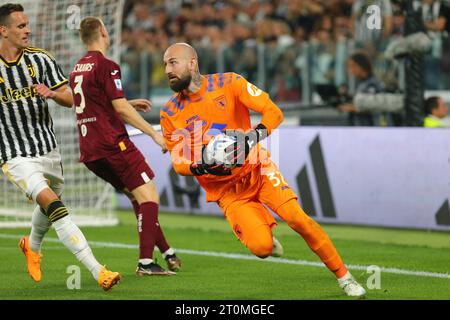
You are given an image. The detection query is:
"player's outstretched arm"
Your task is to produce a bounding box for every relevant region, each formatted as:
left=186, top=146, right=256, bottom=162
left=256, top=99, right=284, bottom=133
left=112, top=98, right=167, bottom=153
left=34, top=84, right=73, bottom=108
left=223, top=75, right=285, bottom=163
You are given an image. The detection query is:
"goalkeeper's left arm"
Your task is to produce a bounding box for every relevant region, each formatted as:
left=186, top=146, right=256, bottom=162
left=232, top=73, right=283, bottom=135
left=226, top=74, right=284, bottom=162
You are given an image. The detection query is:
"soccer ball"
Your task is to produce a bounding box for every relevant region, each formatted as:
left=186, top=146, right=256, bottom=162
left=205, top=133, right=237, bottom=168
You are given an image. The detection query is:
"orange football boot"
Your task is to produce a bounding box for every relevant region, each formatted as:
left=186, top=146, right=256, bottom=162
left=98, top=266, right=121, bottom=291
left=19, top=236, right=42, bottom=282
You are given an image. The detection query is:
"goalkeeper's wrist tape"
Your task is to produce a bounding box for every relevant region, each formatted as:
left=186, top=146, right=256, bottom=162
left=254, top=123, right=268, bottom=141
left=190, top=163, right=207, bottom=176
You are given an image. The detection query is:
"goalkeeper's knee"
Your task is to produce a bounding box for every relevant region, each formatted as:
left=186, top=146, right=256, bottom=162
left=245, top=225, right=273, bottom=258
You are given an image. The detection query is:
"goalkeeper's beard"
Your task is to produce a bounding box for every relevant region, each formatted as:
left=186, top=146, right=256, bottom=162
left=169, top=73, right=192, bottom=92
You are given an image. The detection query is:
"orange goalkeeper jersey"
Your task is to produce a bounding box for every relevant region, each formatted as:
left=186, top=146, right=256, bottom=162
left=160, top=72, right=283, bottom=201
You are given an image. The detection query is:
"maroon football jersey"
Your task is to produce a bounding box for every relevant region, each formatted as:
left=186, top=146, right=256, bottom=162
left=69, top=51, right=127, bottom=162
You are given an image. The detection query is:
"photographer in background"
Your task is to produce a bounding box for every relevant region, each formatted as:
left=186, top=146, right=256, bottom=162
left=337, top=52, right=386, bottom=125
left=337, top=51, right=404, bottom=126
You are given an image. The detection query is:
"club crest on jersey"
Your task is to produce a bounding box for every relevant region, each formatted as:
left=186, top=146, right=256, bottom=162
left=114, top=79, right=122, bottom=90
left=27, top=64, right=36, bottom=78
left=247, top=82, right=262, bottom=97
left=213, top=95, right=227, bottom=110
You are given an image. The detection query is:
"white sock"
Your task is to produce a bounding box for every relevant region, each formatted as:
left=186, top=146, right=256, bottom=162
left=139, top=258, right=153, bottom=265
left=162, top=248, right=175, bottom=258
left=338, top=271, right=352, bottom=284
left=29, top=206, right=51, bottom=252
left=53, top=216, right=103, bottom=281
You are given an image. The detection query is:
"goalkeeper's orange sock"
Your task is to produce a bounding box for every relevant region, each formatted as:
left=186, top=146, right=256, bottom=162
left=276, top=199, right=348, bottom=279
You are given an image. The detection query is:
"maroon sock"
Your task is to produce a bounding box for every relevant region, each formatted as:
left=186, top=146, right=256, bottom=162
left=155, top=221, right=171, bottom=254
left=136, top=202, right=158, bottom=259
left=132, top=200, right=139, bottom=219
left=132, top=201, right=170, bottom=255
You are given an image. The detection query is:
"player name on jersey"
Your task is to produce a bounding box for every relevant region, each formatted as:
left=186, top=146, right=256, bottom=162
left=76, top=117, right=97, bottom=125
left=72, top=63, right=94, bottom=72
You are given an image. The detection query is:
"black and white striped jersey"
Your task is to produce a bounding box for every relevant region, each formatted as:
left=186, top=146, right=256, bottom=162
left=0, top=47, right=68, bottom=163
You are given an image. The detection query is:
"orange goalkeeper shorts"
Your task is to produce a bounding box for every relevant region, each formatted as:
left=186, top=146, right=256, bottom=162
left=217, top=159, right=297, bottom=243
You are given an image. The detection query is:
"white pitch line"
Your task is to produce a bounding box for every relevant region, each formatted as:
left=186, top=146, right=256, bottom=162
left=1, top=233, right=449, bottom=280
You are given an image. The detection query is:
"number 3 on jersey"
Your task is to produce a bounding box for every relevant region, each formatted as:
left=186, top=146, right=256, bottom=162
left=73, top=75, right=86, bottom=114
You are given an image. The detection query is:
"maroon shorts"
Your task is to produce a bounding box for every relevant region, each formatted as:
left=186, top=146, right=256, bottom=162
left=84, top=141, right=155, bottom=192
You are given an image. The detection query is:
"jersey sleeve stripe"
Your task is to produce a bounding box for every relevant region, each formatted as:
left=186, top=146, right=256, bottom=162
left=41, top=54, right=67, bottom=89
left=207, top=74, right=214, bottom=92
left=226, top=72, right=233, bottom=84
left=48, top=58, right=67, bottom=84
left=49, top=79, right=69, bottom=90
left=218, top=73, right=224, bottom=88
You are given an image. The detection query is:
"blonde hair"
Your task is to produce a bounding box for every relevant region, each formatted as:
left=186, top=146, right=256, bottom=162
left=79, top=16, right=103, bottom=45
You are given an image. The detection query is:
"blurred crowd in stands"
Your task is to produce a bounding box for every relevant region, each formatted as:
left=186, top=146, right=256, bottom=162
left=119, top=0, right=450, bottom=126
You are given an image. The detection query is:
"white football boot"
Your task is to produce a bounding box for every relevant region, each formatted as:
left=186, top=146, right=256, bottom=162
left=271, top=236, right=284, bottom=257
left=338, top=271, right=366, bottom=297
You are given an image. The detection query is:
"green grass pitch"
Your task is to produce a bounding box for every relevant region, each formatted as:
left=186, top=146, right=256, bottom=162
left=0, top=210, right=449, bottom=300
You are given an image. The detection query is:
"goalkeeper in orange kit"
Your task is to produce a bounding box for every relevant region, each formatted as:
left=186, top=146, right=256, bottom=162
left=160, top=43, right=366, bottom=297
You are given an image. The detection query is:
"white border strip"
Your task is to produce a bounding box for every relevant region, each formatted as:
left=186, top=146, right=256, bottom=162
left=1, top=233, right=449, bottom=280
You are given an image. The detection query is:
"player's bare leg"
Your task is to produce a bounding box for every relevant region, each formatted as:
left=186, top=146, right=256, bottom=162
left=20, top=187, right=120, bottom=290
left=130, top=182, right=178, bottom=275
left=276, top=199, right=365, bottom=297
